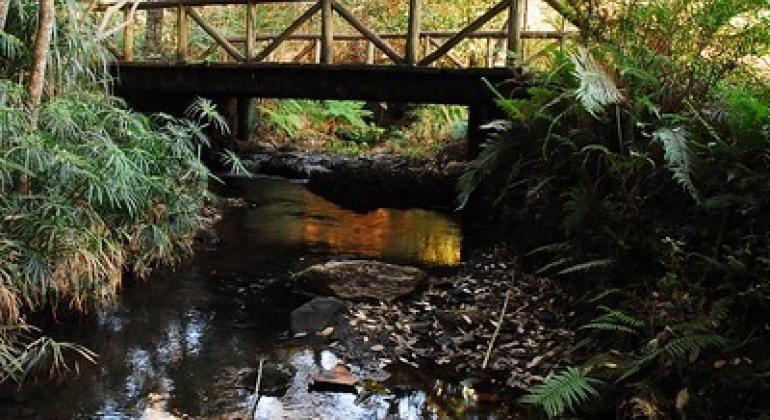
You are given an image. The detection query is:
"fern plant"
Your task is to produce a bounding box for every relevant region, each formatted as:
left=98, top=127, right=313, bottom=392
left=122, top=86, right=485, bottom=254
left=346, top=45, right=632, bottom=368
left=652, top=126, right=700, bottom=202
left=581, top=305, right=644, bottom=335
left=521, top=367, right=604, bottom=418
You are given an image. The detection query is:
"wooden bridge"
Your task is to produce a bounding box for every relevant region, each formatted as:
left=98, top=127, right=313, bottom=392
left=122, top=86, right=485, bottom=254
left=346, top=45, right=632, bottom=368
left=96, top=0, right=572, bottom=147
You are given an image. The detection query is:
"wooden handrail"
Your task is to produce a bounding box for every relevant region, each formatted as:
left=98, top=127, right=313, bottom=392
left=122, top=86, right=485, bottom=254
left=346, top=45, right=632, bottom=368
left=95, top=0, right=314, bottom=11
left=332, top=1, right=403, bottom=64
left=187, top=6, right=245, bottom=61
left=239, top=30, right=571, bottom=42
left=254, top=1, right=321, bottom=61
left=98, top=0, right=576, bottom=68
left=419, top=0, right=510, bottom=66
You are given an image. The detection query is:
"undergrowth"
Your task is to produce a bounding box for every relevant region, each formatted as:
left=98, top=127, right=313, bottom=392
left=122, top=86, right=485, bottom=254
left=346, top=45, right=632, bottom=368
left=0, top=0, right=226, bottom=384
left=459, top=0, right=770, bottom=417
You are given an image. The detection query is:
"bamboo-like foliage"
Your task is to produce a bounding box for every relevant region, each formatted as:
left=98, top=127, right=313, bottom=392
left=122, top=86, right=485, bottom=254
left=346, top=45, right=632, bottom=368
left=0, top=0, right=218, bottom=384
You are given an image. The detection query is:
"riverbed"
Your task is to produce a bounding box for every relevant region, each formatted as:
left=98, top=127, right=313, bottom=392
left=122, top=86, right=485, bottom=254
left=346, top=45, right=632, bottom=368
left=1, top=176, right=521, bottom=419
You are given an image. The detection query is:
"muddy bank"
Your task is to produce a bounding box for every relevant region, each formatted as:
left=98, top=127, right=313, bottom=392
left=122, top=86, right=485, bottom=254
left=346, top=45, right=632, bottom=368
left=242, top=151, right=466, bottom=211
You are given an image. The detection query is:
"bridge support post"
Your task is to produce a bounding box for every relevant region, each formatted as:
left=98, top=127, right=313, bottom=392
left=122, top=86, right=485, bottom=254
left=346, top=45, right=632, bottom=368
left=236, top=97, right=258, bottom=141
left=177, top=5, right=189, bottom=62
left=507, top=0, right=522, bottom=67
left=321, top=0, right=334, bottom=63
left=245, top=1, right=256, bottom=61
left=406, top=0, right=421, bottom=65
left=122, top=8, right=134, bottom=61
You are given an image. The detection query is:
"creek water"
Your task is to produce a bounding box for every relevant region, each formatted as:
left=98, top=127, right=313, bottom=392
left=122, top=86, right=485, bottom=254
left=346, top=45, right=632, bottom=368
left=1, top=176, right=512, bottom=419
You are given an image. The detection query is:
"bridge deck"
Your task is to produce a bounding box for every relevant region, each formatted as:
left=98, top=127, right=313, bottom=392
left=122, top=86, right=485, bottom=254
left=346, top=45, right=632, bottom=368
left=111, top=62, right=522, bottom=105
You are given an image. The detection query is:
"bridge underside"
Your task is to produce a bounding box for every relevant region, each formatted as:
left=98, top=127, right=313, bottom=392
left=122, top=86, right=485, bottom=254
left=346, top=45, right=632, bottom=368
left=111, top=63, right=521, bottom=105
left=111, top=63, right=522, bottom=156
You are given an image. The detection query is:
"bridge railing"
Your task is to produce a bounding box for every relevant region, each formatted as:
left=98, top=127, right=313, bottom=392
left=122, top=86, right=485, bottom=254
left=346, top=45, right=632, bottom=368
left=94, top=0, right=573, bottom=68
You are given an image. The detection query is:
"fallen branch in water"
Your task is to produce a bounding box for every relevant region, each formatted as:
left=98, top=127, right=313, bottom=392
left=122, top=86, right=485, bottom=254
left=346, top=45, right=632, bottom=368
left=249, top=358, right=264, bottom=419
left=482, top=278, right=512, bottom=369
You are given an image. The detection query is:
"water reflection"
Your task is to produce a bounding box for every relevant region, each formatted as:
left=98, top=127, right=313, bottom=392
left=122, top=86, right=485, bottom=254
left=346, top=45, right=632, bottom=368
left=222, top=176, right=462, bottom=267
left=0, top=176, right=473, bottom=419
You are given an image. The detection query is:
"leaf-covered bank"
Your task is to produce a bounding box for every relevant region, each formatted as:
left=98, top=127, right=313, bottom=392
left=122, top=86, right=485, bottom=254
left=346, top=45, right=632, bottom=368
left=460, top=0, right=770, bottom=417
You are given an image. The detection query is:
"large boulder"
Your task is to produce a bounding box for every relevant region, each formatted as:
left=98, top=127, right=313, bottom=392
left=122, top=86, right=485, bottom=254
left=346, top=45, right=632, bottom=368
left=290, top=296, right=347, bottom=334
left=295, top=260, right=427, bottom=302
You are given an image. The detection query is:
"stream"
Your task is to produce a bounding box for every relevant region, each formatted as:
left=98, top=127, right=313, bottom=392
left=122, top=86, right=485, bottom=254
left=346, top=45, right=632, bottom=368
left=1, top=176, right=514, bottom=419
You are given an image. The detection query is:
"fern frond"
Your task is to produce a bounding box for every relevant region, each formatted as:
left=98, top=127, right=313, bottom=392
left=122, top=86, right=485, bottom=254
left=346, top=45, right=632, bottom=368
left=581, top=322, right=638, bottom=334
left=581, top=305, right=643, bottom=334
left=535, top=257, right=573, bottom=275
left=556, top=259, right=614, bottom=276
left=570, top=47, right=624, bottom=118
left=525, top=242, right=572, bottom=257
left=652, top=126, right=700, bottom=202
left=521, top=367, right=603, bottom=418
left=588, top=288, right=622, bottom=303
left=664, top=334, right=729, bottom=362
left=617, top=349, right=662, bottom=382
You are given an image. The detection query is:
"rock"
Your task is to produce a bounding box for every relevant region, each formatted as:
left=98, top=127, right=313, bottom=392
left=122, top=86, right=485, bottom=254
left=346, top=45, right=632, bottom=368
left=442, top=161, right=466, bottom=177
left=296, top=260, right=427, bottom=301
left=238, top=362, right=297, bottom=397
left=244, top=151, right=459, bottom=210
left=309, top=363, right=357, bottom=392
left=290, top=297, right=347, bottom=333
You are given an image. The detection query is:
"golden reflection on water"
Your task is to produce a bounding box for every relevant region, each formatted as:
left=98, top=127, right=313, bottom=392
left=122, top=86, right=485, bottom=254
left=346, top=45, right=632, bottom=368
left=300, top=207, right=461, bottom=266
left=237, top=177, right=462, bottom=266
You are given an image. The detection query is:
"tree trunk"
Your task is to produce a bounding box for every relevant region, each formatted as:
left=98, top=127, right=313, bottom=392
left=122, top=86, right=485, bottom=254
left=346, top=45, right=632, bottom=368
left=28, top=0, right=55, bottom=114
left=145, top=1, right=163, bottom=55
left=0, top=0, right=10, bottom=30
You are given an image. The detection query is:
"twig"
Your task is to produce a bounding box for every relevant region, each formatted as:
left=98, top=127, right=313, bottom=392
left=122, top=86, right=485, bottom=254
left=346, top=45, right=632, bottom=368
left=249, top=358, right=264, bottom=419
left=482, top=284, right=512, bottom=370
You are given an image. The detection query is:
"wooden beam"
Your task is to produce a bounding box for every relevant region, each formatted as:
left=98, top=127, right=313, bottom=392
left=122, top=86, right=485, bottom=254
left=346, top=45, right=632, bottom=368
left=365, top=41, right=374, bottom=64
left=292, top=40, right=317, bottom=62
left=332, top=1, right=403, bottom=64
left=186, top=6, right=245, bottom=61
left=245, top=1, right=256, bottom=60
left=254, top=2, right=321, bottom=62
left=507, top=0, right=521, bottom=66
left=123, top=8, right=134, bottom=61
left=314, top=38, right=321, bottom=63
left=177, top=4, right=188, bottom=62
left=486, top=36, right=494, bottom=67
left=419, top=0, right=510, bottom=66
left=321, top=0, right=333, bottom=63
left=406, top=0, right=421, bottom=64
left=97, top=0, right=315, bottom=11
left=224, top=30, right=571, bottom=42
left=106, top=41, right=122, bottom=60
left=429, top=37, right=462, bottom=68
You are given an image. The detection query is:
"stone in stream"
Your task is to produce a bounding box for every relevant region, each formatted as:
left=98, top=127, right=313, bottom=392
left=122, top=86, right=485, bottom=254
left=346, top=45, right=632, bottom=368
left=295, top=260, right=427, bottom=302
left=238, top=362, right=297, bottom=397
left=309, top=363, right=358, bottom=393
left=290, top=296, right=347, bottom=334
